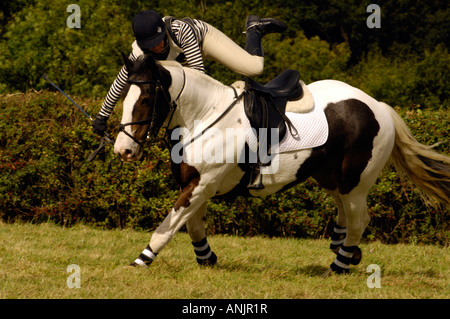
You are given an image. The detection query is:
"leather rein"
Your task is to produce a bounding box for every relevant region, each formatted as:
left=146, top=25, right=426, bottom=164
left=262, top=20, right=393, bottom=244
left=119, top=69, right=245, bottom=150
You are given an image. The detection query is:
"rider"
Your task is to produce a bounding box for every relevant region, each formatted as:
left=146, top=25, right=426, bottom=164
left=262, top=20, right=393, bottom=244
left=92, top=10, right=287, bottom=136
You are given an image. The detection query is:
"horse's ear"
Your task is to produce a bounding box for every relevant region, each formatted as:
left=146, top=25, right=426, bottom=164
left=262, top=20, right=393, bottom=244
left=121, top=52, right=134, bottom=72
left=143, top=53, right=159, bottom=74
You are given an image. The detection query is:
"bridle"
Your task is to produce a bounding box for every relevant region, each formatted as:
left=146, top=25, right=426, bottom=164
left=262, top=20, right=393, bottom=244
left=118, top=66, right=245, bottom=152
left=118, top=70, right=185, bottom=147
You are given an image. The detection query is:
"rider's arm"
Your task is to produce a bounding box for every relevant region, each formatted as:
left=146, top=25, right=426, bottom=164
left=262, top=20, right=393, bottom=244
left=99, top=41, right=144, bottom=117
left=175, top=21, right=205, bottom=73
left=92, top=43, right=142, bottom=135
left=98, top=65, right=129, bottom=118
left=98, top=42, right=143, bottom=118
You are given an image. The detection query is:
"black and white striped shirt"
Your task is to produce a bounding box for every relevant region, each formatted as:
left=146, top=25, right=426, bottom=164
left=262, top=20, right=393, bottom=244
left=99, top=17, right=208, bottom=118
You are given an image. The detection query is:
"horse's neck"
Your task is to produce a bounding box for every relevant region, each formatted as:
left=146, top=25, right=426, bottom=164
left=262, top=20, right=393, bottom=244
left=172, top=67, right=236, bottom=131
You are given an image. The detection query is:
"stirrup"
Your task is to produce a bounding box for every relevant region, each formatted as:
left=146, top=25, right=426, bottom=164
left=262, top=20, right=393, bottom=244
left=244, top=15, right=260, bottom=34
left=247, top=174, right=264, bottom=190
left=247, top=165, right=265, bottom=190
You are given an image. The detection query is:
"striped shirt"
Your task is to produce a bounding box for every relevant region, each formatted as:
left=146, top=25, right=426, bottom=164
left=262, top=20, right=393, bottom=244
left=99, top=17, right=208, bottom=118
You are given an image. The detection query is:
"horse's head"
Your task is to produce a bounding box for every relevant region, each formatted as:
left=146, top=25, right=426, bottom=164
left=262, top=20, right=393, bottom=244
left=114, top=53, right=173, bottom=161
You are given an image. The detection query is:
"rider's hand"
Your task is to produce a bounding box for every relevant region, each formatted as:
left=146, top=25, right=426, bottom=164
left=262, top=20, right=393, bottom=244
left=92, top=114, right=108, bottom=136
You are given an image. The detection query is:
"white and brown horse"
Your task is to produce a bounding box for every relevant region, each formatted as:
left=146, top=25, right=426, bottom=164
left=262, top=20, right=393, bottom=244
left=114, top=54, right=449, bottom=274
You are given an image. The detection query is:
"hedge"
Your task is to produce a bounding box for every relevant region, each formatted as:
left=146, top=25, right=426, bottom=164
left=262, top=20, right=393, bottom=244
left=0, top=91, right=448, bottom=244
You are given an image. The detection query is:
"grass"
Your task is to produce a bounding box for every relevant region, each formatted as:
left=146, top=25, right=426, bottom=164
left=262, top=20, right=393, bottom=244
left=0, top=222, right=448, bottom=299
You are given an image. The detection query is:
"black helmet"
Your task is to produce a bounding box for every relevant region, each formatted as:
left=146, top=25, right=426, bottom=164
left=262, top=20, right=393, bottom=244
left=132, top=10, right=166, bottom=50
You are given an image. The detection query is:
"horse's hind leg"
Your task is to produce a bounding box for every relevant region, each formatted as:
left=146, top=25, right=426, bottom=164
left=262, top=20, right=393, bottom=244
left=326, top=190, right=347, bottom=254
left=186, top=202, right=218, bottom=266
left=329, top=190, right=369, bottom=274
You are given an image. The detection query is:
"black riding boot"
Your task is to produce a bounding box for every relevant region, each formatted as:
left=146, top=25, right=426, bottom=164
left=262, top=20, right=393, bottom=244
left=245, top=15, right=287, bottom=57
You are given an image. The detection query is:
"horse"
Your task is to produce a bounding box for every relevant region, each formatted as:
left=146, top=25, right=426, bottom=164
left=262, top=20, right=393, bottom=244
left=113, top=53, right=450, bottom=275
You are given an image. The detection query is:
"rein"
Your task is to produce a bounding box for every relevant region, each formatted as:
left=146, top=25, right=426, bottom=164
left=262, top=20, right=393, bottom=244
left=42, top=74, right=116, bottom=162
left=181, top=86, right=245, bottom=149
left=119, top=67, right=245, bottom=154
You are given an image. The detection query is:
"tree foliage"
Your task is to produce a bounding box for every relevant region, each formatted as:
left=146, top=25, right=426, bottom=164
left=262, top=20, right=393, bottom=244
left=0, top=0, right=448, bottom=107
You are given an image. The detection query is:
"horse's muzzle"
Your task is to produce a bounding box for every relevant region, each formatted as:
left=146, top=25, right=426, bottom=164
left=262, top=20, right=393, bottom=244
left=114, top=133, right=143, bottom=162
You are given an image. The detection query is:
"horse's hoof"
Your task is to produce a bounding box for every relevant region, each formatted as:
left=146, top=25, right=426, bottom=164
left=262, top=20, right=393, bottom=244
left=350, top=247, right=362, bottom=265
left=321, top=267, right=333, bottom=278
left=198, top=260, right=220, bottom=268
left=120, top=263, right=138, bottom=271
left=122, top=266, right=136, bottom=270
left=331, top=246, right=341, bottom=255
left=126, top=261, right=149, bottom=268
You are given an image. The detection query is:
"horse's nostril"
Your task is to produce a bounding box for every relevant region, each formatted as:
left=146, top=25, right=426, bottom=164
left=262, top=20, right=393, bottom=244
left=119, top=148, right=132, bottom=158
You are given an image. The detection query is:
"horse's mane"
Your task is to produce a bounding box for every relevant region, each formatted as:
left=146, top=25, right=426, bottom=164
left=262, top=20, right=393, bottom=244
left=121, top=55, right=230, bottom=100
left=121, top=54, right=168, bottom=100
left=129, top=54, right=155, bottom=75
left=159, top=60, right=184, bottom=69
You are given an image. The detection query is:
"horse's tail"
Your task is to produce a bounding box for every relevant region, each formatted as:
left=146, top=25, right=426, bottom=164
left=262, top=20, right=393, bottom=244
left=381, top=102, right=450, bottom=207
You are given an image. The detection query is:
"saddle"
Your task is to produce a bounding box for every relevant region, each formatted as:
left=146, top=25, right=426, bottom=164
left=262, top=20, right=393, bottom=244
left=243, top=69, right=304, bottom=189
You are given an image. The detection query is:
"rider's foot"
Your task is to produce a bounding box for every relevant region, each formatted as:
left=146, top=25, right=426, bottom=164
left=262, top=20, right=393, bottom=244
left=245, top=15, right=287, bottom=35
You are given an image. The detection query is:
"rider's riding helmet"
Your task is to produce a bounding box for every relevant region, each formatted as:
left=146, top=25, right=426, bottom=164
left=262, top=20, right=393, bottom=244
left=132, top=10, right=166, bottom=50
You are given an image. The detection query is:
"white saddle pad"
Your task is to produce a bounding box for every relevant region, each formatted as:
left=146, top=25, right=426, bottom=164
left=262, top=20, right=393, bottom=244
left=243, top=94, right=329, bottom=154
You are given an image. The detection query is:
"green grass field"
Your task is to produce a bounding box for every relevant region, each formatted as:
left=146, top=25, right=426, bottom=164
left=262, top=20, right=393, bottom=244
left=0, top=222, right=448, bottom=299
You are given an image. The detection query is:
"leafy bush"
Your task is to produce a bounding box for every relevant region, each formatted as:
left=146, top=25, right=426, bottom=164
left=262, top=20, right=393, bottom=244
left=264, top=31, right=351, bottom=84
left=0, top=92, right=448, bottom=244
left=344, top=44, right=450, bottom=109
left=0, top=0, right=133, bottom=96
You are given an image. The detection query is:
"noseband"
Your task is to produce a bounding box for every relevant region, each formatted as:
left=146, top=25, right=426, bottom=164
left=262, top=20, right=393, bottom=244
left=118, top=71, right=184, bottom=147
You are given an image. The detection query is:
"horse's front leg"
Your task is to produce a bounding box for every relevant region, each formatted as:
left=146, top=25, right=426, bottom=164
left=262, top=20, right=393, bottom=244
left=131, top=175, right=209, bottom=267
left=186, top=202, right=218, bottom=266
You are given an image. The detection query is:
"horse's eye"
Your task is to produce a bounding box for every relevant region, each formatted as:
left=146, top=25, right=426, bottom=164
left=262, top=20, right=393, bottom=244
left=141, top=98, right=151, bottom=105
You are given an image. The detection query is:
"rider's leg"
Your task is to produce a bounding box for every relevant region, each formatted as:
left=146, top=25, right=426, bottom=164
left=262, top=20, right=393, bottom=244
left=202, top=16, right=286, bottom=77
left=202, top=23, right=264, bottom=77
left=244, top=15, right=287, bottom=56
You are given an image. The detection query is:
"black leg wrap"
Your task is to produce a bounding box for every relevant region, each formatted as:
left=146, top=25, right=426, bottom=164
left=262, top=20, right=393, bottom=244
left=192, top=238, right=218, bottom=266
left=131, top=244, right=158, bottom=267
left=330, top=245, right=358, bottom=274
left=329, top=223, right=346, bottom=253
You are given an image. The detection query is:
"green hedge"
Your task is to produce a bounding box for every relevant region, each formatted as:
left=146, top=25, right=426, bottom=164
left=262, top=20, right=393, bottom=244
left=0, top=91, right=448, bottom=244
